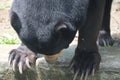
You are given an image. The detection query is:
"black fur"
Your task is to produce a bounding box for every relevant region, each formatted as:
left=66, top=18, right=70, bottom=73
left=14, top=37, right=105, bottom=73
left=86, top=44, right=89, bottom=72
left=9, top=0, right=111, bottom=79
left=98, top=0, right=114, bottom=46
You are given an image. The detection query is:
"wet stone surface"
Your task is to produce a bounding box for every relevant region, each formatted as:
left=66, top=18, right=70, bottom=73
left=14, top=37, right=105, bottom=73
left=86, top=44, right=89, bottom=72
left=35, top=45, right=120, bottom=80
left=0, top=44, right=120, bottom=80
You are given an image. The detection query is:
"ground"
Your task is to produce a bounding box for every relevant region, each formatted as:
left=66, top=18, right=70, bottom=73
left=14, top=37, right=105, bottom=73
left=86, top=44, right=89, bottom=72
left=110, top=0, right=120, bottom=44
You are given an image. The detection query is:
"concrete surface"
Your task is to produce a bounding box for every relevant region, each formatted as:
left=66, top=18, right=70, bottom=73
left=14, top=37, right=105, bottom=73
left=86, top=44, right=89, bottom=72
left=0, top=41, right=120, bottom=80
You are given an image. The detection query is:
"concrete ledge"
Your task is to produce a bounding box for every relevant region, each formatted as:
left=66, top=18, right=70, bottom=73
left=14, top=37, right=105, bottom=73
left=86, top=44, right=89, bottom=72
left=0, top=44, right=120, bottom=80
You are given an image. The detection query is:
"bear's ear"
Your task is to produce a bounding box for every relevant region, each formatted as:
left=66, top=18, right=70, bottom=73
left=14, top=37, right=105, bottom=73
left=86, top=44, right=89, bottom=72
left=10, top=11, right=22, bottom=34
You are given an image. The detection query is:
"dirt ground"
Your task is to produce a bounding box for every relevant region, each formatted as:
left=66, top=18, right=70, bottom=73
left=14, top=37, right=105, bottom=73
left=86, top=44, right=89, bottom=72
left=111, top=0, right=120, bottom=43
left=0, top=0, right=120, bottom=43
left=0, top=0, right=17, bottom=40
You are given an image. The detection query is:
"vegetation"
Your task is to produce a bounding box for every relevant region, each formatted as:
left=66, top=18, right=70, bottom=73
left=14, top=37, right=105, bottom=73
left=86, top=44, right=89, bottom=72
left=0, top=34, right=21, bottom=44
left=0, top=37, right=21, bottom=44
left=0, top=0, right=20, bottom=44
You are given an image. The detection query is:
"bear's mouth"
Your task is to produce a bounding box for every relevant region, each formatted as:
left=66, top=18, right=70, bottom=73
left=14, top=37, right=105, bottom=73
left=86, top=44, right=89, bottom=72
left=36, top=43, right=69, bottom=55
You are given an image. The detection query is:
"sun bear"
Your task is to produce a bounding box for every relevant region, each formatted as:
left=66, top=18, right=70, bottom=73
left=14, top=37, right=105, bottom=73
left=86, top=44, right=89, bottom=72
left=8, top=0, right=113, bottom=80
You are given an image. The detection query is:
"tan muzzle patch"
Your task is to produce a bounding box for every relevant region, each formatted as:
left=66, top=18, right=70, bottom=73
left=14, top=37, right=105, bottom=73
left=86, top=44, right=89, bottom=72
left=44, top=50, right=63, bottom=63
